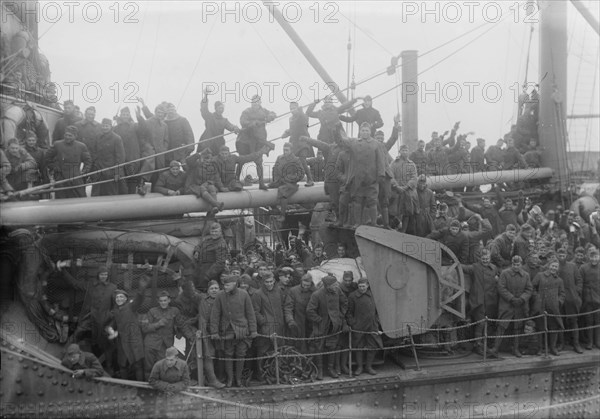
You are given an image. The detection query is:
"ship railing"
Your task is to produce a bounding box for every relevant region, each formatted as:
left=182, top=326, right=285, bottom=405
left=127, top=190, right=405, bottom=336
left=197, top=308, right=600, bottom=381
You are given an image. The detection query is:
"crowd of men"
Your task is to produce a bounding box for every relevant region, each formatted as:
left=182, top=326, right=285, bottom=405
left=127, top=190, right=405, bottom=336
left=55, top=196, right=600, bottom=391
left=3, top=92, right=599, bottom=390
left=1, top=92, right=546, bottom=217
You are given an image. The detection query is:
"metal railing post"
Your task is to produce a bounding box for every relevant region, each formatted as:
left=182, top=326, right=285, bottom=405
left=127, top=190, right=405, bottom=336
left=348, top=329, right=353, bottom=378
left=407, top=325, right=420, bottom=371
left=196, top=331, right=204, bottom=387
left=483, top=317, right=488, bottom=362
left=543, top=312, right=549, bottom=358
left=273, top=333, right=280, bottom=385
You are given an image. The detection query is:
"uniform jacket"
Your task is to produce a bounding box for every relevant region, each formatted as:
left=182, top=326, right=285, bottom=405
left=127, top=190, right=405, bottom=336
left=463, top=262, right=500, bottom=316
left=252, top=284, right=285, bottom=336
left=165, top=115, right=194, bottom=163
left=306, top=286, right=348, bottom=337
left=73, top=119, right=101, bottom=149
left=347, top=289, right=383, bottom=348
left=580, top=262, right=600, bottom=311
left=199, top=98, right=238, bottom=155
left=142, top=306, right=184, bottom=349
left=148, top=358, right=191, bottom=392
left=61, top=351, right=106, bottom=378
left=531, top=271, right=565, bottom=328
left=497, top=268, right=533, bottom=320
left=558, top=261, right=582, bottom=314
left=106, top=290, right=145, bottom=364
left=154, top=170, right=186, bottom=195
left=210, top=288, right=257, bottom=339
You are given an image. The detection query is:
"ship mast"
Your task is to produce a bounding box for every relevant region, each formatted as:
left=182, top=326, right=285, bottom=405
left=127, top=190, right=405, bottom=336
left=538, top=0, right=569, bottom=191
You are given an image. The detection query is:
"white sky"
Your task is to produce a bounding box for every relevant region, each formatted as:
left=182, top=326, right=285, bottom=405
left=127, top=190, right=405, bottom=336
left=36, top=0, right=599, bottom=163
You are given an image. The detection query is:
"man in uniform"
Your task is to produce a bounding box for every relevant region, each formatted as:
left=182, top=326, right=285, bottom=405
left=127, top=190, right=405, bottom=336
left=46, top=125, right=91, bottom=198
left=149, top=347, right=191, bottom=393
left=346, top=278, right=382, bottom=375
left=90, top=118, right=126, bottom=196
left=53, top=100, right=82, bottom=142
left=74, top=106, right=102, bottom=150
left=282, top=101, right=315, bottom=187
left=236, top=95, right=276, bottom=190
left=198, top=88, right=240, bottom=155
left=306, top=274, right=348, bottom=379
left=492, top=255, right=533, bottom=357
left=61, top=343, right=106, bottom=379
left=154, top=160, right=186, bottom=196
left=461, top=248, right=500, bottom=355
left=142, top=291, right=184, bottom=377
left=193, top=222, right=228, bottom=291
left=337, top=122, right=384, bottom=227
left=210, top=275, right=257, bottom=387
left=268, top=142, right=305, bottom=222
left=251, top=273, right=285, bottom=382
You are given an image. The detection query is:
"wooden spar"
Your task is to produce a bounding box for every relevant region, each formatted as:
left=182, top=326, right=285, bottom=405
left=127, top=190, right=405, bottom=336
left=570, top=0, right=600, bottom=36
left=263, top=1, right=350, bottom=105
left=401, top=50, right=419, bottom=152
left=0, top=168, right=553, bottom=225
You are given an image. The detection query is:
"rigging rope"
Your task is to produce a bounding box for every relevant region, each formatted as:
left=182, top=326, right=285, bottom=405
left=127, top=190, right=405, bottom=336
left=145, top=3, right=162, bottom=99
left=177, top=16, right=217, bottom=108
left=16, top=12, right=510, bottom=197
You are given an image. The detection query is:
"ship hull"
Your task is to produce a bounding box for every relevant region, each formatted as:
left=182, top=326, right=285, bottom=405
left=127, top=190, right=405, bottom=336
left=1, top=334, right=598, bottom=419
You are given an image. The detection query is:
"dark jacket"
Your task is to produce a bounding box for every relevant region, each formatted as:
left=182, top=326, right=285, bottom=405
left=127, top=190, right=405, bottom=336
left=306, top=286, right=348, bottom=337
left=106, top=289, right=145, bottom=364
left=165, top=115, right=194, bottom=163
left=580, top=262, right=600, bottom=311
left=154, top=170, right=186, bottom=195
left=210, top=288, right=257, bottom=339
left=346, top=289, right=383, bottom=348
left=61, top=351, right=106, bottom=378
left=462, top=262, right=500, bottom=317
left=283, top=283, right=315, bottom=340
left=497, top=268, right=533, bottom=320
left=558, top=260, right=582, bottom=315
left=531, top=271, right=565, bottom=329
left=199, top=98, right=238, bottom=155
left=252, top=284, right=285, bottom=337
left=45, top=139, right=91, bottom=198
left=427, top=228, right=469, bottom=264
left=142, top=306, right=184, bottom=350
left=148, top=358, right=191, bottom=392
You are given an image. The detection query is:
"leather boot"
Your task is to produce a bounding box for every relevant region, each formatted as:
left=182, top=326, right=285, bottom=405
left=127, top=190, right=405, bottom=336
left=585, top=328, right=594, bottom=350
left=488, top=329, right=503, bottom=358
left=201, top=191, right=223, bottom=213
left=353, top=204, right=363, bottom=228
left=134, top=360, right=145, bottom=382
left=315, top=356, right=323, bottom=380
left=572, top=331, right=584, bottom=354
left=557, top=331, right=564, bottom=351
left=336, top=202, right=348, bottom=227
left=366, top=206, right=378, bottom=226
left=340, top=351, right=350, bottom=375
left=234, top=360, right=245, bottom=387
left=327, top=355, right=339, bottom=378
left=334, top=352, right=341, bottom=376
left=381, top=208, right=391, bottom=229
left=549, top=333, right=559, bottom=356
left=225, top=360, right=234, bottom=388
left=354, top=351, right=363, bottom=376
left=215, top=359, right=226, bottom=383
left=512, top=335, right=522, bottom=358
left=204, top=357, right=225, bottom=389
left=255, top=359, right=266, bottom=383
left=365, top=351, right=377, bottom=375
